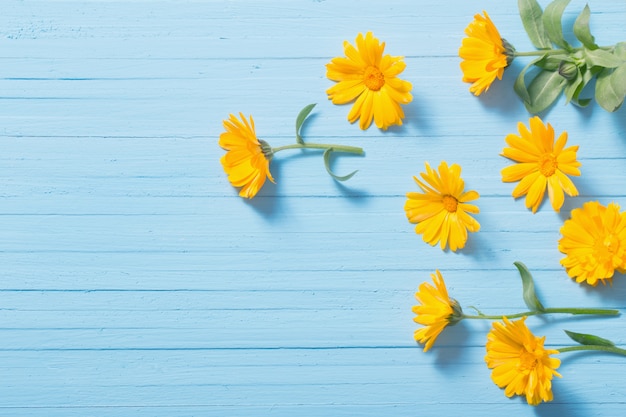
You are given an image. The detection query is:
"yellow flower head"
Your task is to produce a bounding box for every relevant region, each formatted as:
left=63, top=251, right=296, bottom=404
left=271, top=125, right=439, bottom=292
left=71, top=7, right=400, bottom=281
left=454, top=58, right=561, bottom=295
left=326, top=31, right=413, bottom=130
left=459, top=11, right=512, bottom=96
left=485, top=317, right=562, bottom=406
left=219, top=113, right=275, bottom=199
left=501, top=116, right=581, bottom=213
left=558, top=201, right=626, bottom=286
left=405, top=161, right=480, bottom=251
left=412, top=270, right=463, bottom=352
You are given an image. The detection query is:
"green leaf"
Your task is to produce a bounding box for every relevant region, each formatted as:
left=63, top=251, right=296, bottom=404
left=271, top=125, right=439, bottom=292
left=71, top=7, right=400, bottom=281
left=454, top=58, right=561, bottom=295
left=323, top=148, right=358, bottom=181
left=573, top=5, right=597, bottom=50
left=615, top=42, right=626, bottom=60
left=526, top=69, right=567, bottom=113
left=542, top=0, right=571, bottom=50
left=513, top=261, right=545, bottom=312
left=514, top=56, right=546, bottom=103
left=565, top=330, right=616, bottom=347
left=572, top=67, right=593, bottom=107
left=295, top=103, right=316, bottom=144
left=574, top=97, right=591, bottom=107
left=595, top=64, right=626, bottom=112
left=535, top=54, right=571, bottom=71
left=584, top=48, right=625, bottom=69
left=518, top=0, right=552, bottom=49
left=563, top=70, right=583, bottom=104
left=564, top=66, right=593, bottom=106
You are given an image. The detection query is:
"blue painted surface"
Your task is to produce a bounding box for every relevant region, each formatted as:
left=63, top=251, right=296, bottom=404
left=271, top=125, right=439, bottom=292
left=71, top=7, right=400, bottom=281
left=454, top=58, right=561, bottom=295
left=1, top=0, right=626, bottom=415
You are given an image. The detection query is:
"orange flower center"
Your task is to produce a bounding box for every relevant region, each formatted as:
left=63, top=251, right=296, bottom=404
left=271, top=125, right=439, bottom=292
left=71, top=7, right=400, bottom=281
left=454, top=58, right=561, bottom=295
left=363, top=66, right=385, bottom=91
left=519, top=349, right=541, bottom=372
left=442, top=195, right=458, bottom=213
left=539, top=153, right=558, bottom=177
left=594, top=233, right=620, bottom=261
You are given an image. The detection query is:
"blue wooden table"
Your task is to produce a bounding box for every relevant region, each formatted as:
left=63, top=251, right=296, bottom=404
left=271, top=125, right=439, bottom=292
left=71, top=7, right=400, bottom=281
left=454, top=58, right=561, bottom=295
left=2, top=0, right=625, bottom=415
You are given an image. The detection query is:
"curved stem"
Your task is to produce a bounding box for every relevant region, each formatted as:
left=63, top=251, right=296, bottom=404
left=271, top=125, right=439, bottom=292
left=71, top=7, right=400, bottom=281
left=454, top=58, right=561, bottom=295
left=272, top=143, right=364, bottom=155
left=559, top=345, right=626, bottom=356
left=463, top=307, right=619, bottom=320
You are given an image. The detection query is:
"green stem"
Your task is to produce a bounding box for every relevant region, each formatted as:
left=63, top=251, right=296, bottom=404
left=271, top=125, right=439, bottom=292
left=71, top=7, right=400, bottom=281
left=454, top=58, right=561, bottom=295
left=463, top=307, right=619, bottom=320
left=558, top=345, right=626, bottom=356
left=513, top=45, right=613, bottom=58
left=272, top=143, right=364, bottom=155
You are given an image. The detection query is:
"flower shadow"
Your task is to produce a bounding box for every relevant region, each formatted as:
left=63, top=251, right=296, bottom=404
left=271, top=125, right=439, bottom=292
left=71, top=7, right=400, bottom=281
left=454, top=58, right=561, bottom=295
left=456, top=229, right=495, bottom=262
left=243, top=187, right=285, bottom=220
left=533, top=384, right=590, bottom=417
left=430, top=322, right=474, bottom=371
left=244, top=150, right=370, bottom=220
left=578, top=270, right=626, bottom=303
left=475, top=61, right=528, bottom=115
left=381, top=99, right=436, bottom=135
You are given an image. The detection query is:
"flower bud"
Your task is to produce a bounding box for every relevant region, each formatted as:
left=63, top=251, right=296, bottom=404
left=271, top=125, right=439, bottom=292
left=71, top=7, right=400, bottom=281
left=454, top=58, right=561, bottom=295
left=558, top=61, right=578, bottom=81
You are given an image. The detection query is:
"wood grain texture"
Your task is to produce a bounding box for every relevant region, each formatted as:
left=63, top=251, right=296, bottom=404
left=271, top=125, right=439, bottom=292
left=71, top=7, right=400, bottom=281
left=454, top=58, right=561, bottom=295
left=1, top=0, right=626, bottom=415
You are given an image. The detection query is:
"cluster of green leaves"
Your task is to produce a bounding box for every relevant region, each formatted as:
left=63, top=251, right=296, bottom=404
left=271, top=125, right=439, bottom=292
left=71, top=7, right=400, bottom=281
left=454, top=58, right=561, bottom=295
left=516, top=0, right=626, bottom=113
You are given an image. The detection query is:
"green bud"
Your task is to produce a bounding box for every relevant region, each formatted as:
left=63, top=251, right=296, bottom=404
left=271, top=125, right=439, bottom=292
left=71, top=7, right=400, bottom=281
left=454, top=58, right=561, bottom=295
left=558, top=61, right=579, bottom=81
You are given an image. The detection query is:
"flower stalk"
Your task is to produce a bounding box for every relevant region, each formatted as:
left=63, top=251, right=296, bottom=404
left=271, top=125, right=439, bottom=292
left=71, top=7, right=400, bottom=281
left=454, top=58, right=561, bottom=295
left=271, top=142, right=364, bottom=156
left=558, top=345, right=626, bottom=356
left=463, top=307, right=619, bottom=321
left=511, top=45, right=615, bottom=58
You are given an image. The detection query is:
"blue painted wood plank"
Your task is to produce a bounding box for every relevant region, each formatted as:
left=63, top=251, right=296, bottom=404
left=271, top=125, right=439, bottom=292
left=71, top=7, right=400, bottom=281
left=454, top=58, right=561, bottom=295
left=1, top=0, right=626, bottom=415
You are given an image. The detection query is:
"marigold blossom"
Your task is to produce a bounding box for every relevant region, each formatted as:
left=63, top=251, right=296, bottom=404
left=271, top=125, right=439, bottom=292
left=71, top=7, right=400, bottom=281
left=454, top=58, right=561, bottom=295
left=485, top=317, right=562, bottom=406
left=459, top=11, right=513, bottom=96
left=559, top=201, right=626, bottom=286
left=219, top=113, right=275, bottom=199
left=501, top=116, right=580, bottom=213
left=405, top=161, right=480, bottom=251
left=412, top=270, right=463, bottom=352
left=326, top=31, right=413, bottom=130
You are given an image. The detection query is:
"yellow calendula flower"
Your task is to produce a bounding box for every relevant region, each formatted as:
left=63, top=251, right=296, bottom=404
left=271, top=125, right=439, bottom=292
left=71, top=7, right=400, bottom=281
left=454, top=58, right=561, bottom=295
left=405, top=161, right=480, bottom=251
left=485, top=317, right=562, bottom=406
left=326, top=31, right=413, bottom=130
left=219, top=113, right=275, bottom=199
left=413, top=270, right=463, bottom=352
left=501, top=116, right=581, bottom=213
left=558, top=201, right=626, bottom=286
left=459, top=11, right=513, bottom=96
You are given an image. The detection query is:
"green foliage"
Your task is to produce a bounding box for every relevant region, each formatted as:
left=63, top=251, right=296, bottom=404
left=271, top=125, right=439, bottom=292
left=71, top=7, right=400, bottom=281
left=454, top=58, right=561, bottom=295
left=573, top=5, right=597, bottom=50
left=323, top=148, right=358, bottom=182
left=565, top=330, right=616, bottom=347
left=518, top=0, right=551, bottom=49
left=542, top=0, right=571, bottom=50
left=515, top=0, right=625, bottom=113
left=295, top=103, right=317, bottom=144
left=525, top=69, right=567, bottom=113
left=513, top=261, right=545, bottom=313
